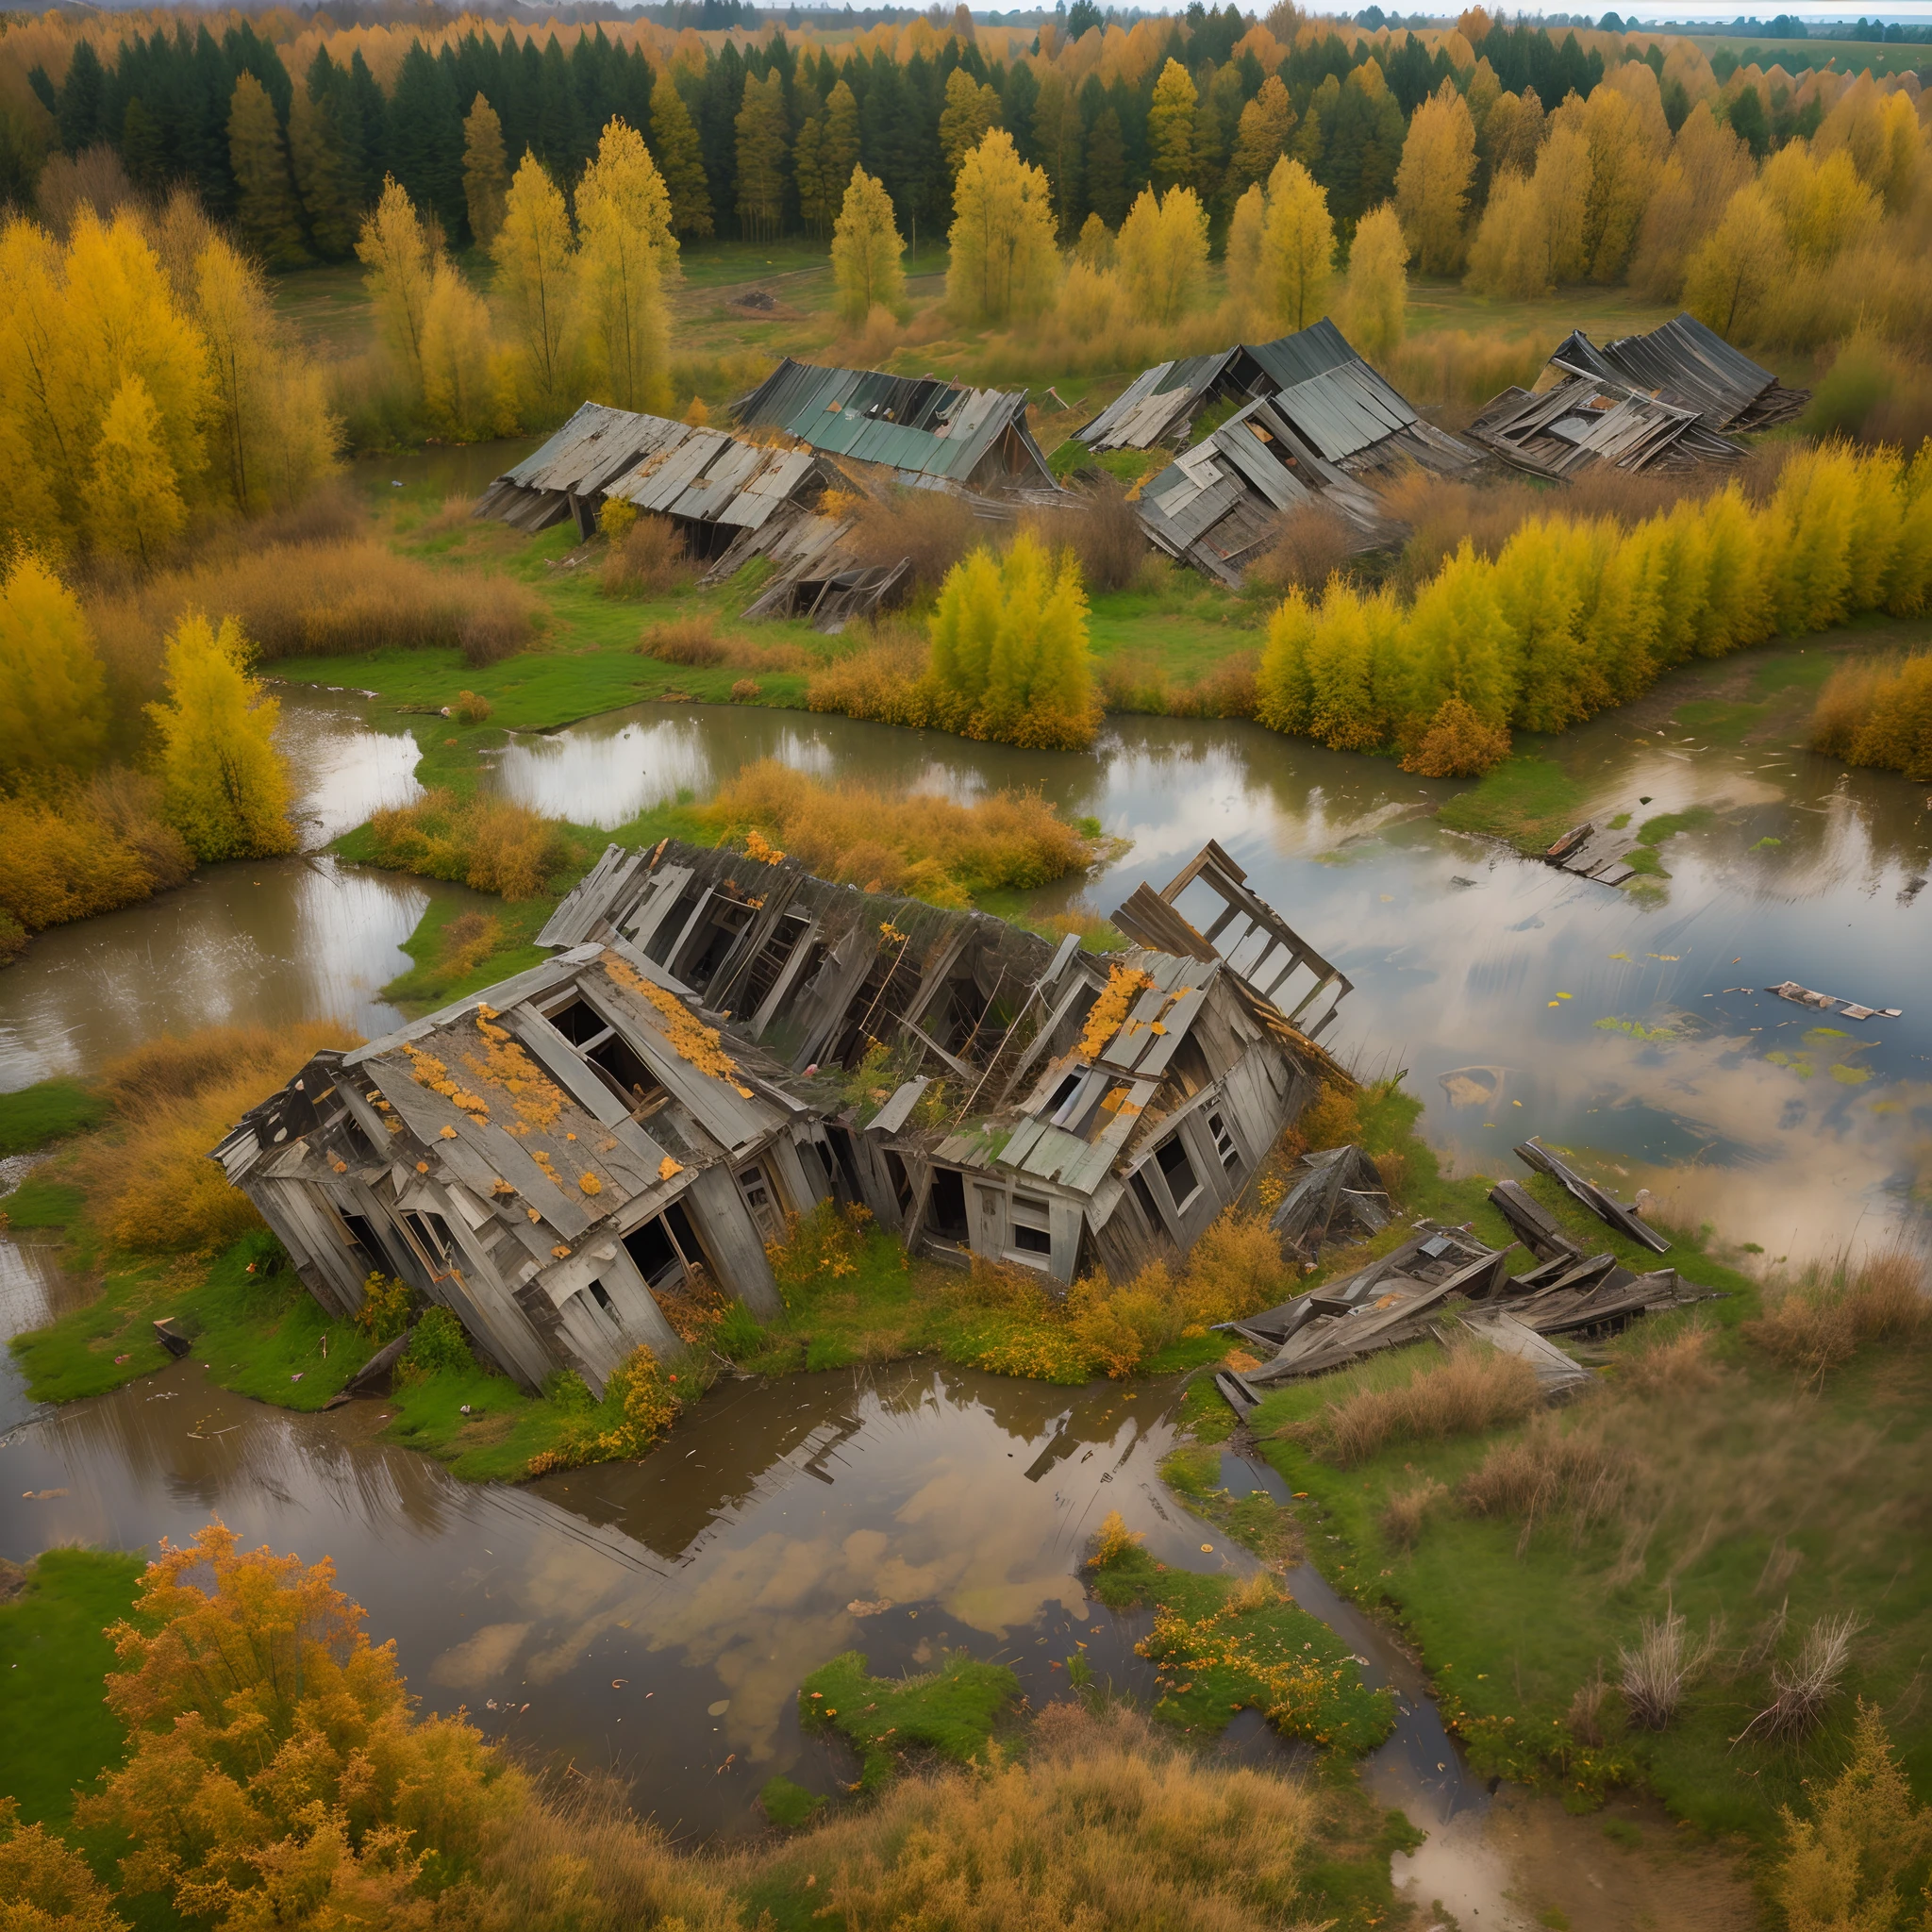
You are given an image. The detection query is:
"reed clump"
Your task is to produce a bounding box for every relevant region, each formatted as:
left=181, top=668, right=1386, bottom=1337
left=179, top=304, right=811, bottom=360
left=1290, top=1343, right=1540, bottom=1469
left=76, top=1020, right=358, bottom=1254
left=1458, top=1408, right=1636, bottom=1541
left=703, top=758, right=1091, bottom=908
left=363, top=790, right=582, bottom=900
left=600, top=513, right=690, bottom=597
left=637, top=612, right=808, bottom=673
left=1745, top=1250, right=1927, bottom=1385
left=89, top=539, right=543, bottom=672
left=1810, top=650, right=1932, bottom=781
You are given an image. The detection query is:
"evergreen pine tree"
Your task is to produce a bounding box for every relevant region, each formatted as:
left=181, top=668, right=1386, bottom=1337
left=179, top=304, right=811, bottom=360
left=390, top=41, right=464, bottom=242
left=346, top=52, right=389, bottom=207
left=122, top=97, right=169, bottom=194
left=461, top=93, right=509, bottom=245
left=647, top=74, right=713, bottom=238
left=228, top=72, right=308, bottom=268
left=289, top=84, right=356, bottom=260
left=1084, top=108, right=1128, bottom=229
left=58, top=40, right=106, bottom=155
left=823, top=77, right=860, bottom=197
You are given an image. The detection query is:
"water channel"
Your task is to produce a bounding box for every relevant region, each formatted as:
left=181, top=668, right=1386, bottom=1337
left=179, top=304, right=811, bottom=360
left=5, top=616, right=1930, bottom=1924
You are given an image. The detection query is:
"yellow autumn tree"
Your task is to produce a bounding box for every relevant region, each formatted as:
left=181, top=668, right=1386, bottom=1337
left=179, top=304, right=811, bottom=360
left=0, top=552, right=107, bottom=785
left=421, top=258, right=504, bottom=441
left=356, top=175, right=437, bottom=397
left=1116, top=184, right=1208, bottom=328
left=227, top=71, right=307, bottom=270
left=831, top=164, right=907, bottom=326
left=195, top=231, right=339, bottom=514
left=1147, top=58, right=1199, bottom=192
left=147, top=611, right=295, bottom=862
left=946, top=128, right=1060, bottom=327
left=0, top=1797, right=125, bottom=1932
left=85, top=374, right=186, bottom=565
left=1228, top=75, right=1294, bottom=197
left=1339, top=202, right=1407, bottom=361
left=1394, top=81, right=1476, bottom=275
left=491, top=152, right=577, bottom=422
left=1225, top=182, right=1267, bottom=315
left=1683, top=182, right=1790, bottom=339
left=576, top=118, right=676, bottom=414
left=75, top=1524, right=523, bottom=1927
left=939, top=66, right=1001, bottom=185
left=1258, top=157, right=1334, bottom=333
left=462, top=93, right=509, bottom=244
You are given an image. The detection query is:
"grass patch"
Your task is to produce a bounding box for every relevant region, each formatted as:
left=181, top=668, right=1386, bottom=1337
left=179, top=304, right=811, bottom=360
left=0, top=1548, right=144, bottom=1827
left=1158, top=1441, right=1302, bottom=1567
left=800, top=1649, right=1020, bottom=1790
left=1085, top=1533, right=1394, bottom=1755
left=1436, top=752, right=1587, bottom=855
left=757, top=1775, right=825, bottom=1829
left=0, top=1078, right=108, bottom=1156
left=377, top=894, right=560, bottom=1014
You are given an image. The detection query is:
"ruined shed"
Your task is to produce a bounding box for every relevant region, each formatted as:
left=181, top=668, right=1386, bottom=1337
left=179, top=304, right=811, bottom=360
left=733, top=358, right=1060, bottom=495
left=1075, top=320, right=1473, bottom=580
left=219, top=841, right=1355, bottom=1398
left=474, top=401, right=835, bottom=557
left=1468, top=313, right=1808, bottom=477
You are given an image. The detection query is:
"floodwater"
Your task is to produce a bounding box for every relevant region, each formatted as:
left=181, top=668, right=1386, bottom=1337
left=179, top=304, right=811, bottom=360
left=3, top=640, right=1929, bottom=1919
left=0, top=1346, right=1519, bottom=1921
left=482, top=675, right=1932, bottom=1260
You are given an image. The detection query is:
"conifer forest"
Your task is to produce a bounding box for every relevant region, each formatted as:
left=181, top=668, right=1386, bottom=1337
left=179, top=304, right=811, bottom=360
left=2, top=2, right=1932, bottom=1928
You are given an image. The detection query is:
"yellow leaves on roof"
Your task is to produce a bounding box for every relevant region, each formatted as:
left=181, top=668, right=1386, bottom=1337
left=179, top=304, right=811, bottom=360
left=1078, top=964, right=1155, bottom=1060
left=458, top=1007, right=567, bottom=1132
left=602, top=952, right=756, bottom=1098
left=526, top=1208, right=541, bottom=1222
left=552, top=1244, right=572, bottom=1258
left=743, top=828, right=785, bottom=864
left=658, top=1155, right=684, bottom=1181
left=491, top=1178, right=517, bottom=1197
left=579, top=1173, right=603, bottom=1196
left=438, top=1125, right=457, bottom=1140
left=403, top=1045, right=491, bottom=1124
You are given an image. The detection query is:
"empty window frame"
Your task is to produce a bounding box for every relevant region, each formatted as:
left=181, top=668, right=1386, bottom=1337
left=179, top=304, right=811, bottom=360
left=882, top=1149, right=915, bottom=1214
left=1207, top=1108, right=1241, bottom=1174
left=1129, top=1169, right=1165, bottom=1236
left=925, top=1167, right=970, bottom=1241
left=737, top=1160, right=786, bottom=1242
left=1155, top=1134, right=1202, bottom=1212
left=542, top=996, right=667, bottom=1113
left=622, top=1200, right=709, bottom=1290
left=1008, top=1193, right=1053, bottom=1257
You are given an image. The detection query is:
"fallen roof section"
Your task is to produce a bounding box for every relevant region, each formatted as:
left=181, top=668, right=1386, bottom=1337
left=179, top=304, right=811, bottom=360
left=1468, top=313, right=1807, bottom=477
left=474, top=401, right=834, bottom=553
left=1076, top=321, right=1473, bottom=580
left=733, top=358, right=1060, bottom=495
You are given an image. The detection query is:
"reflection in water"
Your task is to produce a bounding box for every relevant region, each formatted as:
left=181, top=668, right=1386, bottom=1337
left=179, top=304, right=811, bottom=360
left=275, top=688, right=424, bottom=846
left=0, top=858, right=455, bottom=1089
left=481, top=694, right=1932, bottom=1257
left=0, top=1355, right=1481, bottom=1874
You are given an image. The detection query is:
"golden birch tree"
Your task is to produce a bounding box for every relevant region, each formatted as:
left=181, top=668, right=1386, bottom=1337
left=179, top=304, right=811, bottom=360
left=1147, top=58, right=1199, bottom=192
left=491, top=152, right=577, bottom=422
left=576, top=119, right=675, bottom=414
left=356, top=177, right=437, bottom=395
left=831, top=165, right=906, bottom=325
left=1117, top=184, right=1208, bottom=327
left=0, top=553, right=107, bottom=784
left=1394, top=82, right=1476, bottom=275
left=461, top=94, right=509, bottom=245
left=1339, top=201, right=1407, bottom=360
left=1258, top=157, right=1334, bottom=333
left=647, top=74, right=714, bottom=239
left=946, top=129, right=1060, bottom=327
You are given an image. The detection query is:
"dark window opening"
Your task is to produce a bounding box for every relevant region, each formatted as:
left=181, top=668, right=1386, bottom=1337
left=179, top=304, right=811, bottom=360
left=548, top=998, right=608, bottom=1047
left=1010, top=1192, right=1052, bottom=1257
left=587, top=1031, right=664, bottom=1112
left=1166, top=1035, right=1212, bottom=1099
left=340, top=1210, right=386, bottom=1271
left=624, top=1217, right=682, bottom=1288
left=741, top=915, right=808, bottom=1015
left=686, top=908, right=751, bottom=992
left=1156, top=1136, right=1202, bottom=1211
left=926, top=1166, right=969, bottom=1241
left=588, top=1279, right=614, bottom=1313
left=1046, top=1072, right=1081, bottom=1115
left=1208, top=1109, right=1241, bottom=1173
left=825, top=1124, right=866, bottom=1204
left=1130, top=1170, right=1164, bottom=1234
left=883, top=1149, right=915, bottom=1214
left=664, top=1200, right=709, bottom=1273
left=403, top=1209, right=458, bottom=1273
left=830, top=953, right=903, bottom=1067
left=936, top=976, right=993, bottom=1056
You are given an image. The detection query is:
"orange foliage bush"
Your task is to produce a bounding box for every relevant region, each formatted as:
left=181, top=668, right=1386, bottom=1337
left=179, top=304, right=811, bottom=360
left=363, top=789, right=580, bottom=899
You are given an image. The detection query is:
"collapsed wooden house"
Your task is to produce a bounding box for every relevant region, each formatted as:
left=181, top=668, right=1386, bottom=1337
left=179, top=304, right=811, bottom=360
left=474, top=401, right=836, bottom=557
left=1468, top=313, right=1809, bottom=477
left=733, top=358, right=1059, bottom=496
left=216, top=840, right=1353, bottom=1398
left=1072, top=319, right=1474, bottom=583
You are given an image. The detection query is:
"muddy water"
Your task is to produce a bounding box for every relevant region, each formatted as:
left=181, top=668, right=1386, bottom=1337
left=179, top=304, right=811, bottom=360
left=485, top=677, right=1932, bottom=1259
left=0, top=1346, right=1522, bottom=1919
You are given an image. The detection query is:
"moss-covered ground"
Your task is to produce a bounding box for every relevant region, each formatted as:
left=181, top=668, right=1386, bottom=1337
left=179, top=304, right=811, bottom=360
left=798, top=1648, right=1022, bottom=1790
left=0, top=1079, right=108, bottom=1158
left=0, top=1550, right=144, bottom=1827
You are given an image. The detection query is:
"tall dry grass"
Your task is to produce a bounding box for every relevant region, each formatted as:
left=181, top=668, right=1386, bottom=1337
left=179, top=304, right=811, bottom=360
left=76, top=1021, right=358, bottom=1254
left=1810, top=652, right=1932, bottom=783
left=1746, top=1250, right=1927, bottom=1387
left=363, top=790, right=583, bottom=900
left=846, top=487, right=988, bottom=595
left=1287, top=1342, right=1540, bottom=1469
left=1244, top=507, right=1357, bottom=597
left=1022, top=477, right=1147, bottom=594
left=1382, top=327, right=1556, bottom=416
left=1458, top=1408, right=1636, bottom=1545
left=703, top=758, right=1091, bottom=908
left=804, top=621, right=933, bottom=729
left=759, top=1702, right=1316, bottom=1931
left=601, top=514, right=691, bottom=597
left=0, top=772, right=193, bottom=934
left=636, top=612, right=808, bottom=673
left=89, top=537, right=544, bottom=680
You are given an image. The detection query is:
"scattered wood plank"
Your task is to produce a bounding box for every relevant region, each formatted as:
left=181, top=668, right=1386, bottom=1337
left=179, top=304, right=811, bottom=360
left=1512, top=1139, right=1671, bottom=1255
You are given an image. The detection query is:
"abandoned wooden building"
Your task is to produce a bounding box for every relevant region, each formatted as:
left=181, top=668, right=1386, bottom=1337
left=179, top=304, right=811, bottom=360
left=733, top=358, right=1060, bottom=496
left=1071, top=319, right=1474, bottom=582
left=215, top=841, right=1353, bottom=1398
left=1468, top=313, right=1810, bottom=477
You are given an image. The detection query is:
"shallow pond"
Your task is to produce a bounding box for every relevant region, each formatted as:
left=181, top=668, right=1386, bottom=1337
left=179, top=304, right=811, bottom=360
left=0, top=1349, right=1513, bottom=1920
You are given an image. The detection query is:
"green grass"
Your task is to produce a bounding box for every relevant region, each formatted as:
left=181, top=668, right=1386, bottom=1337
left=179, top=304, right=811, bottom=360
left=756, top=1775, right=825, bottom=1829
left=1085, top=1542, right=1393, bottom=1755
left=0, top=1549, right=144, bottom=1826
left=374, top=892, right=562, bottom=1014
left=1436, top=752, right=1588, bottom=856
left=800, top=1649, right=1021, bottom=1790
left=0, top=1079, right=108, bottom=1157
left=1159, top=1441, right=1301, bottom=1568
